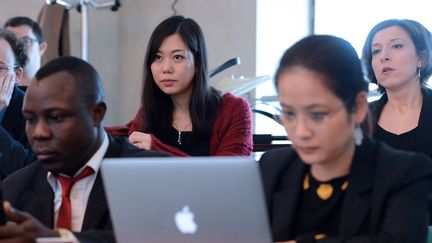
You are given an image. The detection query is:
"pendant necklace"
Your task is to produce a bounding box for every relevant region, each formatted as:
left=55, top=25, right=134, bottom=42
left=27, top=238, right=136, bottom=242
left=174, top=120, right=191, bottom=145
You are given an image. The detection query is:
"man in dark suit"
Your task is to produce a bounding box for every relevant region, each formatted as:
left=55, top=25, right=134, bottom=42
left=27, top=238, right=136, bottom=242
left=0, top=29, right=33, bottom=180
left=0, top=29, right=29, bottom=149
left=0, top=56, right=166, bottom=243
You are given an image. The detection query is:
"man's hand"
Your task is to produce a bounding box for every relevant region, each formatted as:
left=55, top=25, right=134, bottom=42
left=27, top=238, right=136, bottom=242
left=0, top=74, right=15, bottom=110
left=0, top=201, right=59, bottom=242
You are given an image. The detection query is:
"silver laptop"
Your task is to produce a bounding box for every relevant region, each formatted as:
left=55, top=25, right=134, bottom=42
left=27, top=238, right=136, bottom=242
left=101, top=156, right=272, bottom=243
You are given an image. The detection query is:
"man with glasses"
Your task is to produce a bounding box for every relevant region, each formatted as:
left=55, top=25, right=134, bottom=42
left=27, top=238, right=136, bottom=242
left=4, top=16, right=47, bottom=90
left=0, top=29, right=32, bottom=179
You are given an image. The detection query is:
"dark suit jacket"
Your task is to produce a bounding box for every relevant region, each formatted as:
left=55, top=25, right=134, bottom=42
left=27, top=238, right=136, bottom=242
left=1, top=135, right=167, bottom=243
left=0, top=86, right=33, bottom=180
left=259, top=137, right=432, bottom=242
left=0, top=125, right=34, bottom=180
left=369, top=87, right=432, bottom=158
left=1, top=86, right=27, bottom=147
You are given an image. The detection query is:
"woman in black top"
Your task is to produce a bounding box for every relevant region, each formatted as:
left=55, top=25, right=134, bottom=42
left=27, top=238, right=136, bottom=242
left=259, top=35, right=432, bottom=243
left=362, top=19, right=432, bottom=157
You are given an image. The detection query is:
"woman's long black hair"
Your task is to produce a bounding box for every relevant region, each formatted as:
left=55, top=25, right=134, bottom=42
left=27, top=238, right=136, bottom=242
left=139, top=16, right=221, bottom=141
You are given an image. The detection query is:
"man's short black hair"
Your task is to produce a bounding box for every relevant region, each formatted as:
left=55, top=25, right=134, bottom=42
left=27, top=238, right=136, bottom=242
left=4, top=16, right=43, bottom=42
left=35, top=56, right=105, bottom=107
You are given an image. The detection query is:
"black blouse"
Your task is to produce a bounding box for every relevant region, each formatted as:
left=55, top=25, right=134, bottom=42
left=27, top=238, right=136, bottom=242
left=159, top=126, right=211, bottom=156
left=374, top=126, right=417, bottom=152
left=293, top=172, right=349, bottom=242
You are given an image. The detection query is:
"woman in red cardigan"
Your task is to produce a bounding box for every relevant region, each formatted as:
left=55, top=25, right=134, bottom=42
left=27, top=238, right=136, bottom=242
left=107, top=16, right=252, bottom=156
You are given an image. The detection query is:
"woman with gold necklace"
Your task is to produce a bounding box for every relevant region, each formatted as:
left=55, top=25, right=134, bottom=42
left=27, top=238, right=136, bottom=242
left=260, top=35, right=432, bottom=243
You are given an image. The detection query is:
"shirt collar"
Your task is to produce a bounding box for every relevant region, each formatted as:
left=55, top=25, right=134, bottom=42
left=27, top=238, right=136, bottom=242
left=47, top=131, right=109, bottom=179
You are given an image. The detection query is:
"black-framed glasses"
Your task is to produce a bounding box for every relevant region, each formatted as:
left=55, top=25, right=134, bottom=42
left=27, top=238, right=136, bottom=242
left=19, top=36, right=39, bottom=47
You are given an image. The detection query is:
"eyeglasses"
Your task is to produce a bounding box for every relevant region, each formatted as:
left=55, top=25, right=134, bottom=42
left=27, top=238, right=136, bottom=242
left=0, top=64, right=18, bottom=75
left=275, top=101, right=350, bottom=130
left=19, top=36, right=39, bottom=47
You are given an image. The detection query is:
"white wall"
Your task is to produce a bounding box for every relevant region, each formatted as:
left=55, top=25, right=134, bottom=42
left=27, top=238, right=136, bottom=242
left=0, top=0, right=256, bottom=124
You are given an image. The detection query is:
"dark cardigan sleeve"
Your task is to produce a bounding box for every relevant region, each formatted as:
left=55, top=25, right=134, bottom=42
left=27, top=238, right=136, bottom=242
left=105, top=107, right=143, bottom=137
left=209, top=93, right=253, bottom=156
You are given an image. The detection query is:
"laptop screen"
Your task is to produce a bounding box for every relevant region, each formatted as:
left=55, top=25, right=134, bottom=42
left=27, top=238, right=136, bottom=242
left=101, top=156, right=272, bottom=243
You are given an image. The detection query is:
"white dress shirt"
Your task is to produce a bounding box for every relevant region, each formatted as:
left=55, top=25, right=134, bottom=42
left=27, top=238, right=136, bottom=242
left=47, top=131, right=109, bottom=232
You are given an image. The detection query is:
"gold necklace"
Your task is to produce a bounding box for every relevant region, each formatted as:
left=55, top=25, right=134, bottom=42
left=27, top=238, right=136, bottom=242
left=173, top=120, right=191, bottom=145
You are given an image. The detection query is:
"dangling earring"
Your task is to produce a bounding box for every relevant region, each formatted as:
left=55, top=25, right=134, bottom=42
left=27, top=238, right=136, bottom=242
left=417, top=66, right=422, bottom=79
left=354, top=125, right=363, bottom=146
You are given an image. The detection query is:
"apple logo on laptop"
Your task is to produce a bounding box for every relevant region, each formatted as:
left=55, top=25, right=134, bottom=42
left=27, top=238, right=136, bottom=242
left=175, top=205, right=198, bottom=234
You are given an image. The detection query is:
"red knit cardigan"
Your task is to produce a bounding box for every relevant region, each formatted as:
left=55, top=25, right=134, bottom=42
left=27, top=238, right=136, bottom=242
left=106, top=93, right=253, bottom=156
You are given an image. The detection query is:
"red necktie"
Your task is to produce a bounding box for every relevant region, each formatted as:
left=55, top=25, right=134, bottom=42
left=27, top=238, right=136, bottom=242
left=56, top=167, right=95, bottom=230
